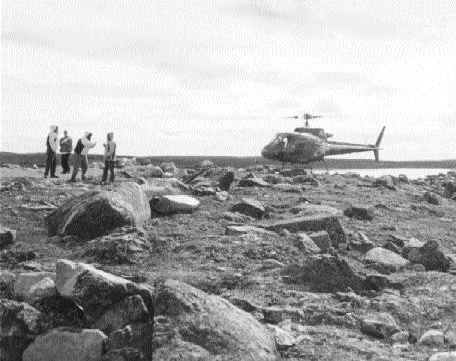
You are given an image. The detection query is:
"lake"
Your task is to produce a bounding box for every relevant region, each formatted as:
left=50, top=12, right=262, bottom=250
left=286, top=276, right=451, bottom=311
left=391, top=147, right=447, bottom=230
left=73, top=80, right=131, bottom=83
left=316, top=168, right=454, bottom=179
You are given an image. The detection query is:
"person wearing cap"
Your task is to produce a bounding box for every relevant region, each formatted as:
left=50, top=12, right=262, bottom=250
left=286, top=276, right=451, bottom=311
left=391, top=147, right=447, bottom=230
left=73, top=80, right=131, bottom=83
left=59, top=130, right=73, bottom=174
left=101, top=132, right=117, bottom=184
left=70, top=132, right=96, bottom=182
left=44, top=125, right=59, bottom=178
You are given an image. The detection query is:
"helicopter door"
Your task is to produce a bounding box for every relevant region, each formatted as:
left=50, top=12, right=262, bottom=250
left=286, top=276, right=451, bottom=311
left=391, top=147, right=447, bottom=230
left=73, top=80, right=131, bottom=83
left=285, top=135, right=296, bottom=152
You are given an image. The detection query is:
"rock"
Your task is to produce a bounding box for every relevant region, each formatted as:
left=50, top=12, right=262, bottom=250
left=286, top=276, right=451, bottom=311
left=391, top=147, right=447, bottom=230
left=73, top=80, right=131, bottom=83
left=265, top=324, right=295, bottom=350
left=0, top=226, right=16, bottom=248
left=47, top=183, right=151, bottom=239
left=360, top=312, right=401, bottom=339
left=13, top=272, right=55, bottom=299
left=85, top=227, right=149, bottom=264
left=140, top=178, right=189, bottom=199
left=364, top=247, right=409, bottom=271
left=225, top=225, right=276, bottom=236
left=418, top=330, right=445, bottom=346
left=231, top=198, right=265, bottom=220
left=106, top=323, right=153, bottom=360
left=103, top=347, right=145, bottom=361
left=0, top=299, right=48, bottom=361
left=262, top=208, right=346, bottom=246
left=116, top=157, right=136, bottom=168
left=138, top=165, right=164, bottom=178
left=282, top=255, right=366, bottom=293
left=200, top=159, right=215, bottom=169
left=401, top=237, right=425, bottom=258
left=424, top=191, right=440, bottom=205
left=55, top=259, right=153, bottom=323
left=443, top=181, right=456, bottom=198
left=444, top=330, right=456, bottom=347
left=93, top=295, right=151, bottom=334
left=263, top=174, right=285, bottom=184
left=238, top=177, right=270, bottom=188
left=272, top=184, right=303, bottom=193
left=262, top=259, right=285, bottom=269
left=428, top=351, right=456, bottom=361
left=218, top=171, right=235, bottom=191
left=343, top=204, right=374, bottom=220
left=397, top=174, right=409, bottom=184
left=214, top=191, right=229, bottom=202
left=150, top=195, right=200, bottom=214
left=22, top=327, right=107, bottom=361
left=389, top=331, right=410, bottom=343
left=294, top=233, right=321, bottom=253
left=160, top=162, right=178, bottom=174
left=349, top=232, right=375, bottom=253
left=26, top=277, right=57, bottom=303
left=292, top=175, right=319, bottom=186
left=153, top=339, right=212, bottom=361
left=153, top=279, right=277, bottom=360
left=408, top=240, right=450, bottom=272
left=308, top=231, right=331, bottom=252
left=382, top=241, right=402, bottom=255
left=388, top=234, right=409, bottom=248
left=373, top=175, right=396, bottom=190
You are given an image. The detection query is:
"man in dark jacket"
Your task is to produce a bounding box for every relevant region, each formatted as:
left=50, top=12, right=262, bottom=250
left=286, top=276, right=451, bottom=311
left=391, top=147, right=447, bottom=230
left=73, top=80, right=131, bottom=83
left=59, top=130, right=73, bottom=174
left=44, top=125, right=59, bottom=178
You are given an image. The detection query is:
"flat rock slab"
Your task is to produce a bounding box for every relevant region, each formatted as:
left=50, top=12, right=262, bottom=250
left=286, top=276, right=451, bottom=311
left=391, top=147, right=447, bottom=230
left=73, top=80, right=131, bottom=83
left=365, top=247, right=409, bottom=270
left=46, top=183, right=151, bottom=239
left=361, top=312, right=401, bottom=339
left=226, top=225, right=276, bottom=236
left=261, top=209, right=346, bottom=246
left=153, top=279, right=277, bottom=360
left=231, top=198, right=265, bottom=220
left=22, top=327, right=107, bottom=361
left=140, top=177, right=189, bottom=199
left=150, top=195, right=200, bottom=214
left=344, top=204, right=374, bottom=220
left=238, top=178, right=270, bottom=188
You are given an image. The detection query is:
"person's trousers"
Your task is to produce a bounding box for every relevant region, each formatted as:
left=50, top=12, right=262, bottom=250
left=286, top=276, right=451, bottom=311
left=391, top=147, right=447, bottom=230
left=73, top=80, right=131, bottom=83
left=71, top=153, right=88, bottom=181
left=102, top=160, right=115, bottom=182
left=44, top=149, right=56, bottom=177
left=61, top=153, right=71, bottom=173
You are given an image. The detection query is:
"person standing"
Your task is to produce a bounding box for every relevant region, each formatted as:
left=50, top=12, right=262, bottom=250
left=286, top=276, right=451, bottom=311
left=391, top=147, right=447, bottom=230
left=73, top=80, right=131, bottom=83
left=44, top=125, right=59, bottom=178
left=101, top=132, right=117, bottom=184
left=70, top=132, right=96, bottom=182
left=59, top=130, right=73, bottom=174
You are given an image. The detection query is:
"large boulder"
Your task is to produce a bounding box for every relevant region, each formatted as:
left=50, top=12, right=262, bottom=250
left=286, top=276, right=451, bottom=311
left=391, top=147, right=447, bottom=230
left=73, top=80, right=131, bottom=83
left=282, top=255, right=366, bottom=293
left=22, top=327, right=107, bottom=361
left=407, top=240, right=450, bottom=272
left=231, top=198, right=265, bottom=220
left=47, top=183, right=151, bottom=239
left=262, top=206, right=346, bottom=246
left=0, top=299, right=48, bottom=361
left=150, top=195, right=200, bottom=214
left=153, top=279, right=278, bottom=360
left=55, top=260, right=153, bottom=323
left=140, top=178, right=189, bottom=199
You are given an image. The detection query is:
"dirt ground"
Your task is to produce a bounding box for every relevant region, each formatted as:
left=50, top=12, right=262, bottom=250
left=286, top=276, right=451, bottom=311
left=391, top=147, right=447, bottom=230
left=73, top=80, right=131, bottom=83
left=1, top=164, right=456, bottom=360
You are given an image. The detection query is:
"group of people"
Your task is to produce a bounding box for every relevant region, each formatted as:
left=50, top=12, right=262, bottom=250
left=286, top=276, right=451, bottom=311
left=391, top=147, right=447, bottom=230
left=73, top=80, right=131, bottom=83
left=45, top=126, right=117, bottom=184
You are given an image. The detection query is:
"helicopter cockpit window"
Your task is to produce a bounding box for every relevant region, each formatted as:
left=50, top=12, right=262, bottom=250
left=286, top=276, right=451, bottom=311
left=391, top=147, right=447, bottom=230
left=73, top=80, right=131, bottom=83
left=269, top=135, right=285, bottom=145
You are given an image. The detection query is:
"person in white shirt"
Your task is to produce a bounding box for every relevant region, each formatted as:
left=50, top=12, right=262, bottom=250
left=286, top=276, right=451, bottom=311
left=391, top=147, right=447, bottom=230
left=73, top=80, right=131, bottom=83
left=70, top=132, right=96, bottom=182
left=101, top=132, right=117, bottom=184
left=44, top=125, right=59, bottom=178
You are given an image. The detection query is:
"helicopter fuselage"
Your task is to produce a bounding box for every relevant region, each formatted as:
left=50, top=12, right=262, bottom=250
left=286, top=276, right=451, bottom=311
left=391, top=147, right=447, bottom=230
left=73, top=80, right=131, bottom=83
left=261, top=126, right=385, bottom=164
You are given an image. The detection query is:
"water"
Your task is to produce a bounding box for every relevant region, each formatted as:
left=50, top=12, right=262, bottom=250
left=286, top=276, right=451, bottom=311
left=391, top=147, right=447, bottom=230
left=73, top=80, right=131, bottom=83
left=316, top=168, right=453, bottom=179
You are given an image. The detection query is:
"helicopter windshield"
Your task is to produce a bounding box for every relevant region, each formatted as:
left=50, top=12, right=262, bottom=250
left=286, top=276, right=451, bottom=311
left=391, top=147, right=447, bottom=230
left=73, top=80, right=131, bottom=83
left=268, top=134, right=286, bottom=145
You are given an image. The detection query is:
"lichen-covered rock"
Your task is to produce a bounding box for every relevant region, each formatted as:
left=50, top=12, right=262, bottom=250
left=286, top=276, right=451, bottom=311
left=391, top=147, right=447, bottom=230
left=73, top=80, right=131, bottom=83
left=294, top=233, right=321, bottom=254
left=308, top=231, right=331, bottom=252
left=0, top=226, right=16, bottom=248
left=13, top=272, right=55, bottom=300
left=343, top=204, right=374, bottom=220
left=106, top=323, right=154, bottom=360
left=140, top=177, right=189, bottom=199
left=55, top=259, right=153, bottom=323
left=218, top=171, right=235, bottom=191
left=0, top=299, right=48, bottom=361
left=365, top=247, right=409, bottom=271
left=93, top=295, right=151, bottom=334
left=361, top=312, right=401, bottom=339
left=46, top=183, right=151, bottom=239
left=418, top=329, right=445, bottom=346
left=238, top=177, right=270, bottom=188
left=407, top=240, right=450, bottom=272
left=153, top=279, right=278, bottom=360
left=22, top=327, right=107, bottom=361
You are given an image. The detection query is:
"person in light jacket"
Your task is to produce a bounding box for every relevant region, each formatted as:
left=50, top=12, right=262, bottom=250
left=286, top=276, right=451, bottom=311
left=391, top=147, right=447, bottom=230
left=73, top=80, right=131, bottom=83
left=70, top=132, right=96, bottom=182
left=44, top=125, right=59, bottom=178
left=59, top=130, right=73, bottom=174
left=101, top=132, right=117, bottom=184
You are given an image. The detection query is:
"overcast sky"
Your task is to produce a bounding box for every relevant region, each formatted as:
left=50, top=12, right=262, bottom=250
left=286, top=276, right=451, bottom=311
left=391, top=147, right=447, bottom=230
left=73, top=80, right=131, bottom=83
left=2, top=0, right=455, bottom=160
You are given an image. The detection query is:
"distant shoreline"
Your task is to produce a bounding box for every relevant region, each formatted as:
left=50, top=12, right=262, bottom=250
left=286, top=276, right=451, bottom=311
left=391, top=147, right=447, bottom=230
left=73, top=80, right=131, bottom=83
left=1, top=151, right=455, bottom=170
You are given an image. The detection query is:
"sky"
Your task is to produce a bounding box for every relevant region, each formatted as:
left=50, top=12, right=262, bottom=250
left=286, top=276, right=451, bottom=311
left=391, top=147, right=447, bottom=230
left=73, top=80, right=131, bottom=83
left=1, top=0, right=456, bottom=160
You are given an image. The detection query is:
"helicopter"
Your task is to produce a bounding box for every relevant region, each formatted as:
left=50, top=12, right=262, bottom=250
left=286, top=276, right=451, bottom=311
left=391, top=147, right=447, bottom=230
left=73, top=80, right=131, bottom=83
left=261, top=113, right=385, bottom=167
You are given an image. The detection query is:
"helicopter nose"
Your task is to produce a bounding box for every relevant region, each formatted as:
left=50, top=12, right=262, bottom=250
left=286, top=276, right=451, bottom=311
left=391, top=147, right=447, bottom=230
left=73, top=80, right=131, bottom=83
left=261, top=146, right=273, bottom=159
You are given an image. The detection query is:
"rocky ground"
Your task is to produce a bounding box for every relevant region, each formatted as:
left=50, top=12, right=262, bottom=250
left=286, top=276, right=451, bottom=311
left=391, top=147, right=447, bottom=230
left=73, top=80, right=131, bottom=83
left=1, top=161, right=456, bottom=361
